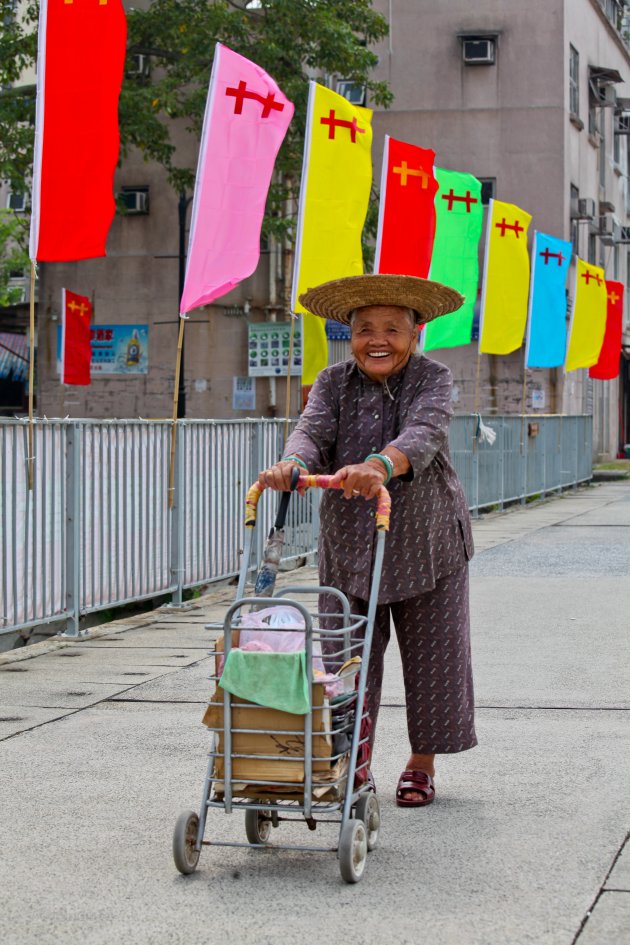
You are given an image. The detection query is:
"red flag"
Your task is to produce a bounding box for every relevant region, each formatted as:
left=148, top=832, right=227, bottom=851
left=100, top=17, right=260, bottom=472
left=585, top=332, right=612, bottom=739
left=29, top=0, right=127, bottom=262
left=61, top=289, right=92, bottom=385
left=374, top=135, right=438, bottom=277
left=589, top=280, right=623, bottom=380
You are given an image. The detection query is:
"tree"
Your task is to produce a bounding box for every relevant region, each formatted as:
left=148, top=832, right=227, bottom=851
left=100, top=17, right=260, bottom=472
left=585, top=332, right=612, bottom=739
left=0, top=0, right=391, bottom=259
left=0, top=210, right=30, bottom=307
left=124, top=0, right=391, bottom=252
left=0, top=1, right=38, bottom=187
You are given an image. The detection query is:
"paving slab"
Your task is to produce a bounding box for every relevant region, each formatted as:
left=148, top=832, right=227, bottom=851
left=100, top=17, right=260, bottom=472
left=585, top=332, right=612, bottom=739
left=0, top=705, right=79, bottom=739
left=575, top=892, right=630, bottom=945
left=0, top=676, right=139, bottom=711
left=0, top=701, right=627, bottom=945
left=108, top=657, right=214, bottom=704
left=605, top=842, right=630, bottom=890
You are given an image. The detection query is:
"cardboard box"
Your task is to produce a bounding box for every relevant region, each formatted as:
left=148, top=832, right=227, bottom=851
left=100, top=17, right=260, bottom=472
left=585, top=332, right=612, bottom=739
left=202, top=683, right=332, bottom=784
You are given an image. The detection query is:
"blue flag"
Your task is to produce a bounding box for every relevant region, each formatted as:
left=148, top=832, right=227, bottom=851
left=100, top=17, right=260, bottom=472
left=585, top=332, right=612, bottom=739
left=525, top=232, right=572, bottom=368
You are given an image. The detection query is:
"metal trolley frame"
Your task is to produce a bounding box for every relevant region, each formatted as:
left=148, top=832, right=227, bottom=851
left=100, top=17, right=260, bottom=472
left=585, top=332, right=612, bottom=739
left=172, top=474, right=391, bottom=883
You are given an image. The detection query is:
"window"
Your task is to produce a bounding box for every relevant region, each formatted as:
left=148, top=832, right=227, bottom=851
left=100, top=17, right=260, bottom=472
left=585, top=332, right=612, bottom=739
left=478, top=178, right=496, bottom=205
left=569, top=45, right=579, bottom=117
left=118, top=186, right=149, bottom=215
left=588, top=232, right=597, bottom=264
left=6, top=192, right=25, bottom=212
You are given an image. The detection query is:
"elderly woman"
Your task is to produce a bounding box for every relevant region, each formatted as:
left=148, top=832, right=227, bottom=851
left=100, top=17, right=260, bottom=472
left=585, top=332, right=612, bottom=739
left=259, top=274, right=476, bottom=807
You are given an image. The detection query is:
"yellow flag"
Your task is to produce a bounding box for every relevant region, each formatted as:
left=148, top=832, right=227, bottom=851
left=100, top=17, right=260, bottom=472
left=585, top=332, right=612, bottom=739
left=291, top=82, right=373, bottom=385
left=565, top=258, right=607, bottom=371
left=479, top=199, right=532, bottom=354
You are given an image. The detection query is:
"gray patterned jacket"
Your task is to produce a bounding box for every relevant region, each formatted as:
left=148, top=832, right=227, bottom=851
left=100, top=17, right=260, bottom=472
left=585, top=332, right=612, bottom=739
left=284, top=353, right=474, bottom=604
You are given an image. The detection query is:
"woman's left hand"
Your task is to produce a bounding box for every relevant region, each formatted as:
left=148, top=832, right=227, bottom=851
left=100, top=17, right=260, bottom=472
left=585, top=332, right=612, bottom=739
left=329, top=462, right=387, bottom=500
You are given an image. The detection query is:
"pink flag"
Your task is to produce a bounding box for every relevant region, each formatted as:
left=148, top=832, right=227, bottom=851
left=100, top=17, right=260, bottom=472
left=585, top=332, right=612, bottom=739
left=179, top=44, right=294, bottom=314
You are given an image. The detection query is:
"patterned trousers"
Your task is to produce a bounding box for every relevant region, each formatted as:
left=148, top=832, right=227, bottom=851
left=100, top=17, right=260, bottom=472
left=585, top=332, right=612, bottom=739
left=320, top=565, right=477, bottom=755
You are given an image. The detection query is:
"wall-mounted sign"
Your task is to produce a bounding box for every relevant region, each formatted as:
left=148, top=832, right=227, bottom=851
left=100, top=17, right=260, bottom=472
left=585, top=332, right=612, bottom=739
left=248, top=322, right=302, bottom=377
left=57, top=325, right=149, bottom=375
left=531, top=389, right=545, bottom=410
left=325, top=321, right=351, bottom=341
left=233, top=376, right=256, bottom=411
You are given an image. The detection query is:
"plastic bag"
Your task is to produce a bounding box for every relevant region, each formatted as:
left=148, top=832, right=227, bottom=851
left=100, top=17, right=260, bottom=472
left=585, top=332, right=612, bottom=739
left=239, top=605, right=325, bottom=672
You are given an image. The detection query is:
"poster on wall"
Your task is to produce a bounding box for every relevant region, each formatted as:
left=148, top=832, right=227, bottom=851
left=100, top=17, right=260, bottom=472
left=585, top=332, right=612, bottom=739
left=232, top=376, right=256, bottom=411
left=248, top=322, right=302, bottom=377
left=57, top=325, right=149, bottom=375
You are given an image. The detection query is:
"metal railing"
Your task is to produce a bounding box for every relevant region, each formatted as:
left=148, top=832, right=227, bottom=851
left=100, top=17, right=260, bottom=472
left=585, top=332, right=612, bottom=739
left=0, top=414, right=591, bottom=639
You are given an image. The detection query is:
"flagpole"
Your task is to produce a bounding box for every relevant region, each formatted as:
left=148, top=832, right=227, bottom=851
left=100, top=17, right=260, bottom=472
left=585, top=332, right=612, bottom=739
left=520, top=359, right=528, bottom=454
left=283, top=314, right=297, bottom=445
left=472, top=351, right=482, bottom=453
left=168, top=315, right=186, bottom=509
left=27, top=261, right=37, bottom=490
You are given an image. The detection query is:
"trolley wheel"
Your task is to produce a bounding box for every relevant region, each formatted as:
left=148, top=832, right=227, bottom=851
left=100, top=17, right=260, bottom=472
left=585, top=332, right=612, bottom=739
left=338, top=818, right=368, bottom=883
left=355, top=792, right=380, bottom=851
left=245, top=806, right=273, bottom=845
left=173, top=810, right=201, bottom=875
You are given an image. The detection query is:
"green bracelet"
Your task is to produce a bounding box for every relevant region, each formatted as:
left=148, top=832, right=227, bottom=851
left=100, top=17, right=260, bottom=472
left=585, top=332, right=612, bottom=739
left=365, top=452, right=393, bottom=485
left=283, top=455, right=308, bottom=472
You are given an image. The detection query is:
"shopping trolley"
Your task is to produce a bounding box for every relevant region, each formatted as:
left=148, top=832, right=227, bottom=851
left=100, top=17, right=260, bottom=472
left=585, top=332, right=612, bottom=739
left=172, top=473, right=391, bottom=883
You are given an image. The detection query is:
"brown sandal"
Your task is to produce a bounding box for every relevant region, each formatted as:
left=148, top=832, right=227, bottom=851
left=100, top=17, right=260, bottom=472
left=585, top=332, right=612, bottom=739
left=396, top=770, right=435, bottom=807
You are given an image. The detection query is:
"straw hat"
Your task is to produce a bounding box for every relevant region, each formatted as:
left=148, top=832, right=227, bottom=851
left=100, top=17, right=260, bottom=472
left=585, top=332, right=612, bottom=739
left=299, top=274, right=464, bottom=326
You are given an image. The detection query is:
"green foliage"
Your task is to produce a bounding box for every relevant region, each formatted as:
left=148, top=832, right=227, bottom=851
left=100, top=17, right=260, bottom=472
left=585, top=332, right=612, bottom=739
left=0, top=0, right=39, bottom=191
left=0, top=210, right=30, bottom=307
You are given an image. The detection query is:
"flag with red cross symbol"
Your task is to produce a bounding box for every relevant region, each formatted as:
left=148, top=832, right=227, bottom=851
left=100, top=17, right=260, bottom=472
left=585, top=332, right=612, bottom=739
left=292, top=82, right=373, bottom=385
left=424, top=167, right=484, bottom=351
left=61, top=289, right=92, bottom=385
left=374, top=136, right=438, bottom=278
left=29, top=0, right=127, bottom=261
left=566, top=258, right=608, bottom=371
left=479, top=199, right=533, bottom=354
left=179, top=44, right=294, bottom=314
left=589, top=280, right=624, bottom=379
left=525, top=231, right=572, bottom=368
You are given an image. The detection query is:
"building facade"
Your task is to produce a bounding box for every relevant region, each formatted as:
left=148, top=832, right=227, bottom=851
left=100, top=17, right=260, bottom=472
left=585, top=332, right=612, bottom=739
left=367, top=0, right=630, bottom=457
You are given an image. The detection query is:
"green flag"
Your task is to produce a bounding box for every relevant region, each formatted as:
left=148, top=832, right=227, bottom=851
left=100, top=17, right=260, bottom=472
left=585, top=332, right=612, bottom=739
left=424, top=168, right=483, bottom=351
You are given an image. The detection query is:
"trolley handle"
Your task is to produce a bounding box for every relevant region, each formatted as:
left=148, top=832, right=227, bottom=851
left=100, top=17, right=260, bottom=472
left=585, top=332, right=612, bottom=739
left=245, top=472, right=391, bottom=532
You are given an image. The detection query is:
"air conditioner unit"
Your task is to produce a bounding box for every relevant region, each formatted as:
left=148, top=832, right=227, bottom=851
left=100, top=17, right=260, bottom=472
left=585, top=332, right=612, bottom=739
left=6, top=192, right=25, bottom=212
left=127, top=53, right=151, bottom=79
left=599, top=216, right=621, bottom=245
left=335, top=80, right=366, bottom=106
left=462, top=38, right=496, bottom=64
left=596, top=83, right=617, bottom=107
left=576, top=197, right=596, bottom=220
left=119, top=189, right=149, bottom=214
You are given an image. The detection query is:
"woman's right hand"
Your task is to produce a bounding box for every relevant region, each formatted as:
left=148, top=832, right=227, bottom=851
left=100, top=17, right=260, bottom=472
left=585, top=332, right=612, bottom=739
left=258, top=460, right=305, bottom=492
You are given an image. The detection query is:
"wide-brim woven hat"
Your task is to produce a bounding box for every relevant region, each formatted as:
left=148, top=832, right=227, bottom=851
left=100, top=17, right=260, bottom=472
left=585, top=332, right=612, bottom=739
left=299, top=274, right=464, bottom=326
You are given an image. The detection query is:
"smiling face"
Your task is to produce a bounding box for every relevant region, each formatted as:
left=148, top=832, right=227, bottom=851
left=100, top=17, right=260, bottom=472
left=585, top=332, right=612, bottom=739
left=350, top=305, right=419, bottom=382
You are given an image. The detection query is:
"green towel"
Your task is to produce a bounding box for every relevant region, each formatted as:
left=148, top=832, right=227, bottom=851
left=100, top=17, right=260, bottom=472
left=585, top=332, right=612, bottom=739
left=219, top=649, right=310, bottom=715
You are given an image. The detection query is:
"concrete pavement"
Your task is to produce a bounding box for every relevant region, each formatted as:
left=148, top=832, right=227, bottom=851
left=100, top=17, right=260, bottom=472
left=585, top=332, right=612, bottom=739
left=0, top=482, right=628, bottom=945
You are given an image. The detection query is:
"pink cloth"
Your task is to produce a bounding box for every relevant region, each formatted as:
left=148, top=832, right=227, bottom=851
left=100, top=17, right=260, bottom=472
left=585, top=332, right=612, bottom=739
left=179, top=44, right=294, bottom=314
